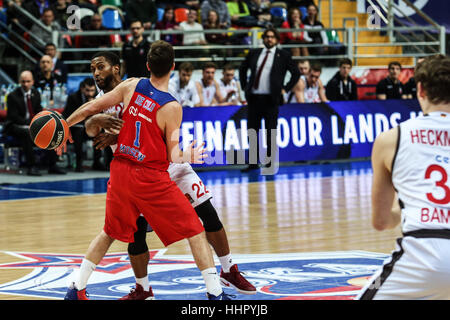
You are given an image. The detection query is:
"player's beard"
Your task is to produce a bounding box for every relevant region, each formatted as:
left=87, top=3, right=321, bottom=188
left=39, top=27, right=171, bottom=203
left=97, top=73, right=114, bottom=91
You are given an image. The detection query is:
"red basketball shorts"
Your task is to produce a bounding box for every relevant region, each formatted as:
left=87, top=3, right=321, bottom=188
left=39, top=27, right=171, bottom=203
left=104, top=158, right=204, bottom=246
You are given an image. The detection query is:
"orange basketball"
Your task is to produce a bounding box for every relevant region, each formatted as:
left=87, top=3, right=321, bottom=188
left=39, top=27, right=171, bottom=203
left=29, top=111, right=69, bottom=150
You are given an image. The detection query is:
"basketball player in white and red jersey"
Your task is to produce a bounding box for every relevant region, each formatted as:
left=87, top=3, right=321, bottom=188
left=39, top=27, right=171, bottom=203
left=83, top=52, right=255, bottom=299
left=357, top=54, right=450, bottom=300
left=63, top=41, right=232, bottom=300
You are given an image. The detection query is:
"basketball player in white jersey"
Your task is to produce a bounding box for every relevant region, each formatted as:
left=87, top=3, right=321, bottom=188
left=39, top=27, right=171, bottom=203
left=73, top=52, right=256, bottom=300
left=195, top=62, right=230, bottom=106
left=356, top=54, right=450, bottom=300
left=297, top=64, right=329, bottom=103
left=168, top=62, right=200, bottom=108
left=218, top=64, right=245, bottom=106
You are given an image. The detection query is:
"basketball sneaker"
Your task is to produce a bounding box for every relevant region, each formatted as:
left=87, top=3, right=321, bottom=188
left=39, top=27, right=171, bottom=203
left=220, top=265, right=256, bottom=295
left=207, top=291, right=233, bottom=300
left=64, top=282, right=89, bottom=300
left=119, top=284, right=155, bottom=300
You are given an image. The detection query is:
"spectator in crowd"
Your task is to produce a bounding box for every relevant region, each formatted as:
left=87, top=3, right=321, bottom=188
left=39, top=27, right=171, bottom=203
left=36, top=42, right=68, bottom=84
left=376, top=61, right=407, bottom=100
left=33, top=55, right=64, bottom=103
left=227, top=0, right=258, bottom=27
left=201, top=0, right=231, bottom=28
left=195, top=62, right=228, bottom=106
left=405, top=57, right=426, bottom=99
left=51, top=0, right=70, bottom=29
left=173, top=1, right=201, bottom=9
left=30, top=8, right=64, bottom=50
left=297, top=64, right=329, bottom=103
left=179, top=8, right=208, bottom=62
left=280, top=7, right=312, bottom=57
left=219, top=64, right=245, bottom=105
left=284, top=59, right=311, bottom=103
left=239, top=27, right=300, bottom=172
left=4, top=70, right=65, bottom=176
left=23, top=0, right=51, bottom=20
left=245, top=0, right=273, bottom=27
left=203, top=9, right=229, bottom=45
left=302, top=3, right=328, bottom=56
left=78, top=14, right=111, bottom=49
left=168, top=62, right=200, bottom=108
left=125, top=0, right=157, bottom=30
left=326, top=58, right=358, bottom=101
left=62, top=77, right=102, bottom=172
left=6, top=0, right=29, bottom=31
left=121, top=20, right=151, bottom=78
left=155, top=5, right=181, bottom=46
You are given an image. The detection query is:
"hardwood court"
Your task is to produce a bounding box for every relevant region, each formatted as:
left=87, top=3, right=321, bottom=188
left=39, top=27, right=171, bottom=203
left=0, top=163, right=402, bottom=299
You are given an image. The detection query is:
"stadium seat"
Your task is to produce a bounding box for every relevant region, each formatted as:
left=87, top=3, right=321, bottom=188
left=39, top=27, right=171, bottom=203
left=299, top=6, right=307, bottom=19
left=102, top=8, right=123, bottom=29
left=174, top=8, right=189, bottom=23
left=157, top=7, right=164, bottom=22
left=326, top=30, right=340, bottom=44
left=270, top=7, right=287, bottom=21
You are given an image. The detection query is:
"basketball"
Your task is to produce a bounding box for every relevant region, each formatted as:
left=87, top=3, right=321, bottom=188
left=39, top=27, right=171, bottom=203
left=29, top=110, right=69, bottom=150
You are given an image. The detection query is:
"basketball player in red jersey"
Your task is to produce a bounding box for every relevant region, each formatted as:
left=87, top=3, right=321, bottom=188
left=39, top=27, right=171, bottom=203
left=85, top=52, right=256, bottom=299
left=63, top=41, right=232, bottom=300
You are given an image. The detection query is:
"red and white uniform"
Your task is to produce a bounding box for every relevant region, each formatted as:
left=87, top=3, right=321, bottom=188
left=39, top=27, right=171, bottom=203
left=357, top=112, right=450, bottom=300
left=104, top=79, right=204, bottom=246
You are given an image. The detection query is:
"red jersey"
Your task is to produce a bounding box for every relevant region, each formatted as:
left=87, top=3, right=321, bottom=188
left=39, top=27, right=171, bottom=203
left=114, top=78, right=176, bottom=171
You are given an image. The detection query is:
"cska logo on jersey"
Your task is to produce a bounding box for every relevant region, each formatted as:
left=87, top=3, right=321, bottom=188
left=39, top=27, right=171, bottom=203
left=0, top=250, right=388, bottom=300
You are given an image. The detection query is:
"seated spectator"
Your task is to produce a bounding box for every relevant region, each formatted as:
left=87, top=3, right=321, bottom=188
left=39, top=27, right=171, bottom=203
left=302, top=3, right=328, bottom=56
left=78, top=14, right=111, bottom=49
left=227, top=0, right=258, bottom=28
left=405, top=57, right=425, bottom=99
left=125, top=0, right=157, bottom=30
left=174, top=0, right=201, bottom=9
left=62, top=77, right=102, bottom=172
left=33, top=55, right=64, bottom=104
left=201, top=0, right=231, bottom=28
left=51, top=0, right=70, bottom=29
left=121, top=20, right=151, bottom=78
left=4, top=70, right=65, bottom=176
left=30, top=8, right=64, bottom=51
left=326, top=58, right=358, bottom=101
left=23, top=0, right=51, bottom=20
left=297, top=64, right=329, bottom=103
left=204, top=9, right=229, bottom=45
left=195, top=62, right=228, bottom=106
left=219, top=64, right=245, bottom=105
left=179, top=8, right=207, bottom=46
left=40, top=42, right=68, bottom=84
left=245, top=0, right=280, bottom=28
left=155, top=5, right=181, bottom=46
left=376, top=61, right=407, bottom=100
left=281, top=7, right=312, bottom=57
left=168, top=62, right=200, bottom=108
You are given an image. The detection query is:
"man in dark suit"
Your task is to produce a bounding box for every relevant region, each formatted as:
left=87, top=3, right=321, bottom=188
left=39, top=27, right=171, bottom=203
left=4, top=70, right=65, bottom=176
left=239, top=27, right=300, bottom=173
left=62, top=77, right=99, bottom=172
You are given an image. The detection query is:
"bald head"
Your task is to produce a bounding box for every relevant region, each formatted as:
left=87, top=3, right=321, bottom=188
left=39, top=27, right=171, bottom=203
left=39, top=55, right=53, bottom=73
left=19, top=71, right=34, bottom=92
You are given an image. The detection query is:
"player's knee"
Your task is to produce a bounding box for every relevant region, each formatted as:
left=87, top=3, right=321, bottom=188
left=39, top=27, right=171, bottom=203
left=195, top=200, right=223, bottom=232
left=128, top=217, right=149, bottom=256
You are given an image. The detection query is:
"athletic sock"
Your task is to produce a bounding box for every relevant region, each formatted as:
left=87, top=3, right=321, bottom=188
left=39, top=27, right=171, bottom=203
left=218, top=254, right=233, bottom=273
left=136, top=275, right=150, bottom=291
left=76, top=259, right=96, bottom=290
left=201, top=267, right=222, bottom=296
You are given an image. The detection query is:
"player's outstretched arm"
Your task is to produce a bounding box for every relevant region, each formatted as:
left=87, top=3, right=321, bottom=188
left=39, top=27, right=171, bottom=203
left=159, top=101, right=207, bottom=164
left=85, top=114, right=124, bottom=137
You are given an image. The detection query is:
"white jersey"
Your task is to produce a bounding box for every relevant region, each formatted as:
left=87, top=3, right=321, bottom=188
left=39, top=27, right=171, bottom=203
left=197, top=80, right=216, bottom=106
left=303, top=78, right=321, bottom=103
left=96, top=90, right=124, bottom=153
left=219, top=78, right=241, bottom=105
left=168, top=75, right=200, bottom=108
left=392, top=112, right=450, bottom=233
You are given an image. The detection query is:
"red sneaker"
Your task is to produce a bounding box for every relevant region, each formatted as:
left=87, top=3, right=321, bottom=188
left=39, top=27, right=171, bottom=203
left=64, top=283, right=89, bottom=300
left=220, top=265, right=256, bottom=295
left=119, top=284, right=155, bottom=300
